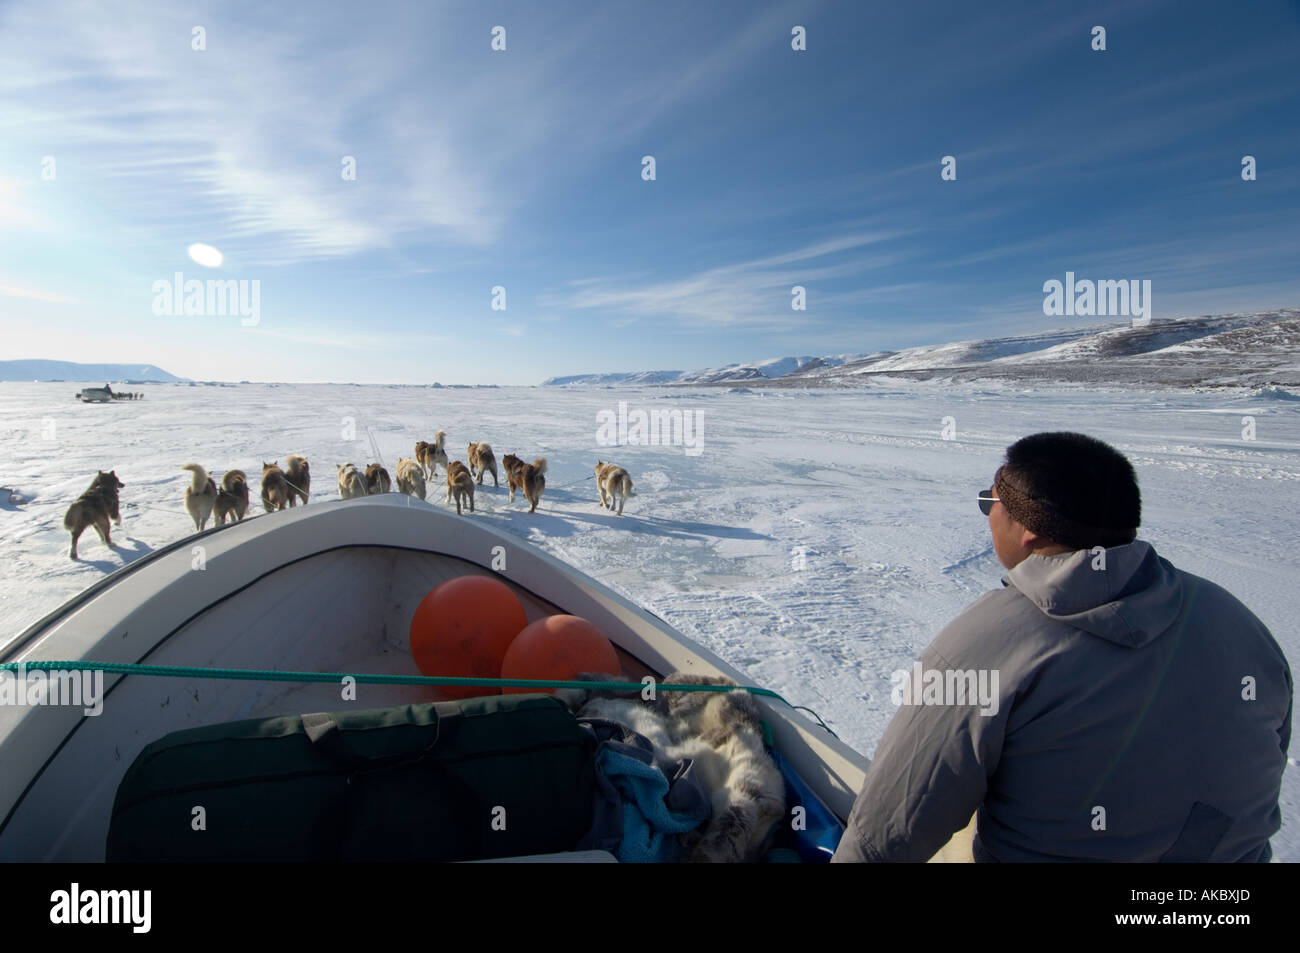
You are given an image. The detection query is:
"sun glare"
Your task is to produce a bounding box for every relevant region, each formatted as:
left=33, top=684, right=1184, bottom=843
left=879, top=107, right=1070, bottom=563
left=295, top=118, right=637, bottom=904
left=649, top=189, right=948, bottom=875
left=187, top=243, right=224, bottom=268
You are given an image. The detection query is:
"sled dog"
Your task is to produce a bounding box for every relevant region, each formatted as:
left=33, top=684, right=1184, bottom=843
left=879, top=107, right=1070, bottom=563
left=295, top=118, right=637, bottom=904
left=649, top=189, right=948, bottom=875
left=63, top=470, right=124, bottom=560
left=415, top=431, right=448, bottom=479
left=214, top=469, right=250, bottom=525
left=284, top=453, right=310, bottom=506
left=336, top=463, right=368, bottom=500
left=595, top=461, right=635, bottom=516
left=181, top=463, right=218, bottom=532
left=364, top=463, right=392, bottom=494
left=395, top=458, right=427, bottom=500
left=445, top=460, right=475, bottom=514
left=261, top=462, right=291, bottom=512
left=502, top=454, right=547, bottom=513
left=467, top=442, right=499, bottom=487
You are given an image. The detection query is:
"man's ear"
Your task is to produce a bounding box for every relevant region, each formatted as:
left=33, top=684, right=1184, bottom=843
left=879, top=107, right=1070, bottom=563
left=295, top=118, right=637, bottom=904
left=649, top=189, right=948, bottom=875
left=1019, top=526, right=1048, bottom=550
left=1022, top=528, right=1067, bottom=554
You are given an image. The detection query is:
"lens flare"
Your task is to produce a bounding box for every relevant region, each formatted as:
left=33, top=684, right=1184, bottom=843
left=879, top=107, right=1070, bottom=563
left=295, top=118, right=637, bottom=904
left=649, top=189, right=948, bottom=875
left=187, top=243, right=224, bottom=268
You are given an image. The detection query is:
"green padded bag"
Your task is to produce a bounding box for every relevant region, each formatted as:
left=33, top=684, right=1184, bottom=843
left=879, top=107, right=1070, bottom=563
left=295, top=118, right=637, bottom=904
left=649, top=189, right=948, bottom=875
left=106, top=694, right=596, bottom=862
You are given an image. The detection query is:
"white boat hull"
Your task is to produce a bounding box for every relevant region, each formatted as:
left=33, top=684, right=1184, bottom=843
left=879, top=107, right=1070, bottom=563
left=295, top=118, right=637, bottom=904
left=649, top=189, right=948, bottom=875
left=0, top=495, right=869, bottom=861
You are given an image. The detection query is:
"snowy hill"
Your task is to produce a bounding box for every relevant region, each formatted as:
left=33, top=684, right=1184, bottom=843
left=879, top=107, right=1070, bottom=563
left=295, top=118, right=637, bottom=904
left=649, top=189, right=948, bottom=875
left=986, top=310, right=1294, bottom=364
left=0, top=360, right=185, bottom=383
left=542, top=369, right=686, bottom=386
left=849, top=328, right=1100, bottom=373
left=542, top=308, right=1300, bottom=390
left=795, top=308, right=1300, bottom=388
left=545, top=354, right=865, bottom=387
left=677, top=354, right=860, bottom=383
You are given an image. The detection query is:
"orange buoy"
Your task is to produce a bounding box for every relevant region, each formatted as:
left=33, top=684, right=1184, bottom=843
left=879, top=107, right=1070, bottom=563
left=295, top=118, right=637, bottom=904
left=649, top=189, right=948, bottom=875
left=409, top=575, right=529, bottom=700
left=500, top=614, right=621, bottom=694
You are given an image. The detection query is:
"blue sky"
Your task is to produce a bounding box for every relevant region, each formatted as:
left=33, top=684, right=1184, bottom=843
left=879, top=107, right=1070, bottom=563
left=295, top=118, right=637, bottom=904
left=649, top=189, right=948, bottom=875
left=1, top=0, right=1298, bottom=384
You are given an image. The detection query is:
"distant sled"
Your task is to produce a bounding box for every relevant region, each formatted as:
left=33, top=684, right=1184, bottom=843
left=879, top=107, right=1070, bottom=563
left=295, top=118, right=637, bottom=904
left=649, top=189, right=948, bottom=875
left=75, top=385, right=114, bottom=403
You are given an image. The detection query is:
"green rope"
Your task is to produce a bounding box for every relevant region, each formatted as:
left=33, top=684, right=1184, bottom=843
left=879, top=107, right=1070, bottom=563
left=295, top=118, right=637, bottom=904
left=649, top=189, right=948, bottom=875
left=789, top=705, right=839, bottom=739
left=1, top=660, right=782, bottom=700
left=0, top=660, right=839, bottom=737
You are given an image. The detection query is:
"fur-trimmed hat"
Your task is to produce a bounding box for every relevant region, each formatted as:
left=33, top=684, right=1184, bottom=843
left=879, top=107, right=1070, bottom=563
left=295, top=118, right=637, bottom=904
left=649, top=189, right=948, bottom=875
left=994, top=432, right=1141, bottom=549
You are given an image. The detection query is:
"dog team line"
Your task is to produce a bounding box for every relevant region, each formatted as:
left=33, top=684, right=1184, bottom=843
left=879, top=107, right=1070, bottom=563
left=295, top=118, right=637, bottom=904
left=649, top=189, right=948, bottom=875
left=596, top=401, right=704, bottom=456
left=64, top=428, right=638, bottom=559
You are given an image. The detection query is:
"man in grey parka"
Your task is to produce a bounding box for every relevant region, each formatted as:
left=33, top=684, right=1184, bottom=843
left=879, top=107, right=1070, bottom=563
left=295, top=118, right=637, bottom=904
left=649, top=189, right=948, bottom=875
left=832, top=432, right=1292, bottom=862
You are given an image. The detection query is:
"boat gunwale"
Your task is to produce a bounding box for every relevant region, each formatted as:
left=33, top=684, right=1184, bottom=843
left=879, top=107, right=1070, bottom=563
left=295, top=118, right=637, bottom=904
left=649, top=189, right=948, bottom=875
left=0, top=496, right=871, bottom=851
left=0, top=543, right=562, bottom=837
left=2, top=515, right=248, bottom=662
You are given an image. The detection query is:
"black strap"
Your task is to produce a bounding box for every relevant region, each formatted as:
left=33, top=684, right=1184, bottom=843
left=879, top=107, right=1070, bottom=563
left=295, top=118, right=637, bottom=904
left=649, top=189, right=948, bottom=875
left=1159, top=801, right=1234, bottom=862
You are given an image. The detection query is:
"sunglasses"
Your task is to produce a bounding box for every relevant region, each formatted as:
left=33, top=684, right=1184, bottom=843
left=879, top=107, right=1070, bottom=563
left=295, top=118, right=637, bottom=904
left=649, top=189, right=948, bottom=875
left=977, top=488, right=1000, bottom=516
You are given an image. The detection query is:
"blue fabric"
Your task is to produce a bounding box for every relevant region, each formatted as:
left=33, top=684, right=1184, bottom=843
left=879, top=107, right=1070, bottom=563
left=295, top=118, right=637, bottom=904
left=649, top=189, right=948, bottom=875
left=769, top=745, right=842, bottom=863
left=574, top=717, right=712, bottom=862
left=597, top=746, right=707, bottom=863
left=574, top=723, right=627, bottom=856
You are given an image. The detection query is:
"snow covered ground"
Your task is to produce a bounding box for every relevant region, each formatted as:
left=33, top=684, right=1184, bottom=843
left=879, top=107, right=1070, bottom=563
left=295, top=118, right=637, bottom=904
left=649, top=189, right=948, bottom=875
left=1, top=378, right=1297, bottom=859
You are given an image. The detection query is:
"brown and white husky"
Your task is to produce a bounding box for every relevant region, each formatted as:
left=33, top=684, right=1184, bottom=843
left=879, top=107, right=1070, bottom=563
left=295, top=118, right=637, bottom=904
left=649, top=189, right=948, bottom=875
left=395, top=458, right=427, bottom=500
left=261, top=462, right=291, bottom=512
left=415, top=431, right=448, bottom=479
left=445, top=460, right=475, bottom=514
left=595, top=461, right=635, bottom=515
left=284, top=453, right=310, bottom=506
left=467, top=442, right=499, bottom=487
left=336, top=463, right=367, bottom=500
left=214, top=469, right=250, bottom=525
left=502, top=454, right=547, bottom=513
left=63, top=470, right=124, bottom=560
left=181, top=464, right=218, bottom=531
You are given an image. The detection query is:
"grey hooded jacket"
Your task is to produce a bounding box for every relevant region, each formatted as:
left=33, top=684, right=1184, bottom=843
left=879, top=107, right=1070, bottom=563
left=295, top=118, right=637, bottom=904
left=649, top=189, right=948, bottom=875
left=831, top=540, right=1292, bottom=862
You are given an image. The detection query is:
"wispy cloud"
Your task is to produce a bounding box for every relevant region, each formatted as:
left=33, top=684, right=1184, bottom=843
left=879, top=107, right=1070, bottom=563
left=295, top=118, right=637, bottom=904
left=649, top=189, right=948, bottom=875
left=0, top=176, right=49, bottom=234
left=0, top=0, right=825, bottom=269
left=0, top=3, right=524, bottom=263
left=243, top=325, right=454, bottom=352
left=540, top=232, right=910, bottom=328
left=0, top=281, right=78, bottom=304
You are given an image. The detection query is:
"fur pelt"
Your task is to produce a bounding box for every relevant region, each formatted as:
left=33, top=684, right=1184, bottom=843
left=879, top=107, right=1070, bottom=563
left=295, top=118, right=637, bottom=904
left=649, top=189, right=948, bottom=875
left=560, top=671, right=785, bottom=862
